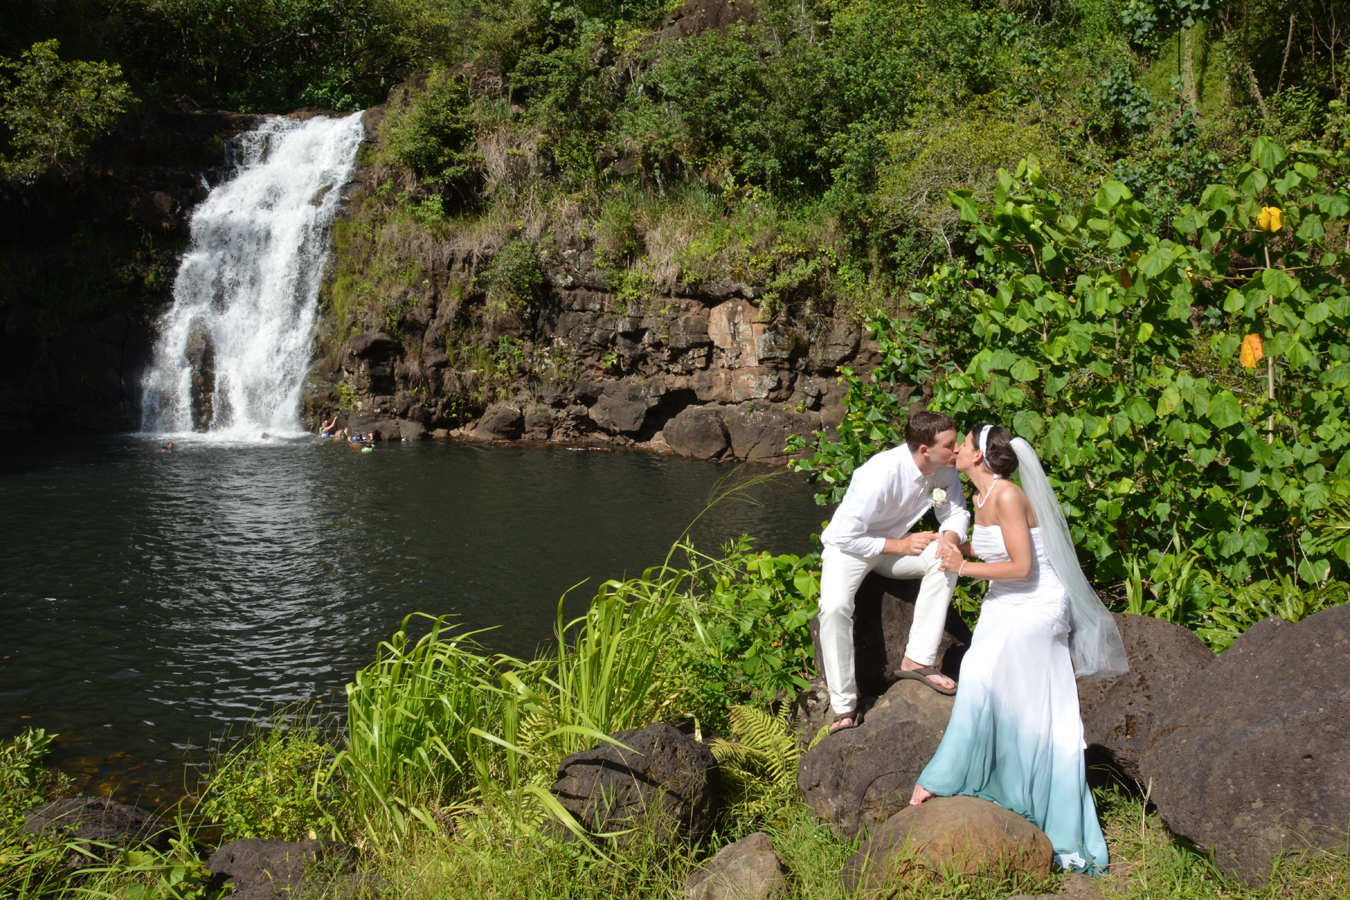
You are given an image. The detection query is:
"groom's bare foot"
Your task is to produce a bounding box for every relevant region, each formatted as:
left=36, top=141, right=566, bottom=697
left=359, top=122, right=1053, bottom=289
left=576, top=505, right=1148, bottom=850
left=900, top=656, right=955, bottom=691
left=910, top=784, right=934, bottom=806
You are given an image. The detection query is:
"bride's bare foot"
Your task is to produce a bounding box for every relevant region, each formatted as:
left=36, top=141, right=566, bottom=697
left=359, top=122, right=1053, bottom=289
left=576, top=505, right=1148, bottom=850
left=910, top=784, right=934, bottom=806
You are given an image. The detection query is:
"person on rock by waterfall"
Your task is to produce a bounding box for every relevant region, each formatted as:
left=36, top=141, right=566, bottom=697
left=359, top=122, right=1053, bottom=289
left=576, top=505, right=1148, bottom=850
left=909, top=423, right=1129, bottom=875
left=817, top=410, right=970, bottom=733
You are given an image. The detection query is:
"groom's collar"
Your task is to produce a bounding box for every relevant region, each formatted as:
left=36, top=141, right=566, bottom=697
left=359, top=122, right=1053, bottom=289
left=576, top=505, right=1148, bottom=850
left=899, top=445, right=928, bottom=483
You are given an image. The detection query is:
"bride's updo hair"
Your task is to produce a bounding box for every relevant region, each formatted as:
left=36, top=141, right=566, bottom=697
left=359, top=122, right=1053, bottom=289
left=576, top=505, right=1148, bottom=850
left=971, top=422, right=1018, bottom=477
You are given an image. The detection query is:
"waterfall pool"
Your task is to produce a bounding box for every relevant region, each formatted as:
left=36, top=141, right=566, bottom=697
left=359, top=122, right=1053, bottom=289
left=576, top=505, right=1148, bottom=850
left=0, top=437, right=832, bottom=807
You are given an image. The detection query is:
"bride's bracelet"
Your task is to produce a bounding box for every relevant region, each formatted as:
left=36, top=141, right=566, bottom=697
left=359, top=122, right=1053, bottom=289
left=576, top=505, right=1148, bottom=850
left=957, top=559, right=967, bottom=577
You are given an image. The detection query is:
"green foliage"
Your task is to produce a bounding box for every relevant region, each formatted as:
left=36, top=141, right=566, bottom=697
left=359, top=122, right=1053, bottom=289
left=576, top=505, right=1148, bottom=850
left=0, top=40, right=130, bottom=183
left=0, top=729, right=80, bottom=897
left=483, top=238, right=543, bottom=316
left=709, top=705, right=806, bottom=823
left=195, top=715, right=339, bottom=842
left=381, top=69, right=482, bottom=198
left=0, top=728, right=65, bottom=815
left=795, top=121, right=1350, bottom=634
left=877, top=101, right=1100, bottom=244
left=670, top=539, right=821, bottom=731
left=1100, top=68, right=1158, bottom=136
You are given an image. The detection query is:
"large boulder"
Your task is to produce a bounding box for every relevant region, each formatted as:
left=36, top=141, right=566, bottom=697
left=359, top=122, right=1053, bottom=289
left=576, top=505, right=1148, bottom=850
left=551, top=722, right=720, bottom=844
left=24, top=797, right=171, bottom=855
left=664, top=406, right=730, bottom=460
left=797, top=679, right=954, bottom=838
left=474, top=403, right=525, bottom=440
left=1140, top=605, right=1350, bottom=885
left=1076, top=613, right=1215, bottom=783
left=788, top=675, right=832, bottom=750
left=808, top=574, right=973, bottom=701
left=841, top=796, right=1053, bottom=895
left=721, top=406, right=807, bottom=465
left=206, top=838, right=362, bottom=900
left=686, top=832, right=787, bottom=900
left=347, top=330, right=400, bottom=361
left=589, top=378, right=662, bottom=434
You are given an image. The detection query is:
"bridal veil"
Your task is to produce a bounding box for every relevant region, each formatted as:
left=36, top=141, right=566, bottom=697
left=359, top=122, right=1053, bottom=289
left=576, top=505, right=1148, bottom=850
left=1010, top=437, right=1130, bottom=680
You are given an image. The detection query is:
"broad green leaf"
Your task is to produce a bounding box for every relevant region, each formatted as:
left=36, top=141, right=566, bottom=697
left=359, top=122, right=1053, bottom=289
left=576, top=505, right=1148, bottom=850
left=1157, top=387, right=1182, bottom=417
left=1252, top=136, right=1286, bottom=171
left=1126, top=396, right=1156, bottom=424
left=1010, top=357, right=1040, bottom=382
left=1297, top=215, right=1325, bottom=241
left=1094, top=181, right=1131, bottom=213
left=1262, top=268, right=1298, bottom=298
left=1318, top=193, right=1350, bottom=217
left=1207, top=391, right=1243, bottom=429
left=1012, top=410, right=1045, bottom=437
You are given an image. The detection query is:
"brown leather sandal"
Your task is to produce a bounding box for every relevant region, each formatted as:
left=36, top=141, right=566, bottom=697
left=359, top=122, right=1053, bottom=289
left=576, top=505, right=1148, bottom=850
left=829, top=709, right=864, bottom=733
left=896, top=666, right=958, bottom=696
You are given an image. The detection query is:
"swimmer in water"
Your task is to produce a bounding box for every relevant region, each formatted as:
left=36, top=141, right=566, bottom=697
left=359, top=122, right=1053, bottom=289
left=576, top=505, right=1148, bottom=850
left=160, top=441, right=174, bottom=452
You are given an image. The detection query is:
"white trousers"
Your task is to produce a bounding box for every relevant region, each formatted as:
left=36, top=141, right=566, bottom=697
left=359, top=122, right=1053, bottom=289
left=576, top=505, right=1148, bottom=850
left=818, top=540, right=958, bottom=715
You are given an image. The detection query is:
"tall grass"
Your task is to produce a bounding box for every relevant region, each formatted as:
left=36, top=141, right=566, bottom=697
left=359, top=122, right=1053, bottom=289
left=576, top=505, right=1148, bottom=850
left=338, top=472, right=792, bottom=849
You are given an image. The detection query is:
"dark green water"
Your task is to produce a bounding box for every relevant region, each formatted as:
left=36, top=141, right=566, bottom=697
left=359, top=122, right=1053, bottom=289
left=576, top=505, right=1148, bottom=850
left=0, top=437, right=830, bottom=808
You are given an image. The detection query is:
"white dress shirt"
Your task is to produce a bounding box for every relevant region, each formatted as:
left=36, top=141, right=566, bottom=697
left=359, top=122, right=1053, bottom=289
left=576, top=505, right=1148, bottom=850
left=821, top=444, right=970, bottom=558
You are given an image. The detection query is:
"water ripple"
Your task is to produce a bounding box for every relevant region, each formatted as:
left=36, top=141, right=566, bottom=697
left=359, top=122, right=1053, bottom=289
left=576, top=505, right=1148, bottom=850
left=1, top=437, right=831, bottom=806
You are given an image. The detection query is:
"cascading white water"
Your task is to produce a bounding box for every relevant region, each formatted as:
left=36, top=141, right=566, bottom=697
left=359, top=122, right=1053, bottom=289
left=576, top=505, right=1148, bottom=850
left=141, top=112, right=365, bottom=437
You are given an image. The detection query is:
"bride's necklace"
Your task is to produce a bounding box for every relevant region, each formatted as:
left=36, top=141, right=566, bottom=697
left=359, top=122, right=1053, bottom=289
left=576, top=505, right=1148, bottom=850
left=974, top=476, right=1003, bottom=509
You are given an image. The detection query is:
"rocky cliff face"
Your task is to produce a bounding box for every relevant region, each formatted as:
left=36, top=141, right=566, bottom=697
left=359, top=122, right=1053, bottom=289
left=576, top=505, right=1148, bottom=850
left=0, top=107, right=257, bottom=432
left=317, top=248, right=873, bottom=464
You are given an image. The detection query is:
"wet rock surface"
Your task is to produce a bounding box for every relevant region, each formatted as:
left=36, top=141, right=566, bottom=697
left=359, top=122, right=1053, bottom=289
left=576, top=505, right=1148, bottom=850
left=1, top=108, right=258, bottom=433
left=24, top=797, right=172, bottom=854
left=1140, top=605, right=1350, bottom=885
left=206, top=837, right=367, bottom=900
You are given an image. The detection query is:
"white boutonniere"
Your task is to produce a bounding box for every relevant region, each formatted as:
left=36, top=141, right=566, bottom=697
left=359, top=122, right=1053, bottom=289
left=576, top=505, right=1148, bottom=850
left=931, top=487, right=947, bottom=506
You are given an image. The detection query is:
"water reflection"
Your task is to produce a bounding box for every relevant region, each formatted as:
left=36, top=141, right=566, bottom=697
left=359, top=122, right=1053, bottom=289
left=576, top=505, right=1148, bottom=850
left=0, top=438, right=832, bottom=806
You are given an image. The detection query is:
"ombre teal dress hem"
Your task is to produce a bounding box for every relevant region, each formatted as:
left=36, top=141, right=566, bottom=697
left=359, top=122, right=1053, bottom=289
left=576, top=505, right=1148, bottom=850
left=917, top=526, right=1109, bottom=875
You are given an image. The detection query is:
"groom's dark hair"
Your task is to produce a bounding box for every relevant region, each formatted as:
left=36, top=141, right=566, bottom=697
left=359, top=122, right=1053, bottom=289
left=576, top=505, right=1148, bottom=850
left=905, top=410, right=956, bottom=452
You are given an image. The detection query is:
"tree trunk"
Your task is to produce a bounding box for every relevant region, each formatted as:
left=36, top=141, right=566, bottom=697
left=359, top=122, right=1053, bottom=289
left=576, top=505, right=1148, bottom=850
left=1182, top=25, right=1199, bottom=109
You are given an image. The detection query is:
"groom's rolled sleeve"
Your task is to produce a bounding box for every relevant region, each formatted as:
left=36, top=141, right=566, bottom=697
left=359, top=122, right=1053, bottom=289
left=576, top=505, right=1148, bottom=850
left=933, top=468, right=970, bottom=540
left=822, top=476, right=889, bottom=558
left=826, top=511, right=888, bottom=558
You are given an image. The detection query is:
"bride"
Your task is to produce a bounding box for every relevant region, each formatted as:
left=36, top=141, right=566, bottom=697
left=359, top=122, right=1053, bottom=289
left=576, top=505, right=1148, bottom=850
left=908, top=423, right=1129, bottom=874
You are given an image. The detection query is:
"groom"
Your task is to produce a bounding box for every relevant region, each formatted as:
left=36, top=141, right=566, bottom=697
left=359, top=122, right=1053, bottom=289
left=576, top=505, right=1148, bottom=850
left=818, top=410, right=969, bottom=731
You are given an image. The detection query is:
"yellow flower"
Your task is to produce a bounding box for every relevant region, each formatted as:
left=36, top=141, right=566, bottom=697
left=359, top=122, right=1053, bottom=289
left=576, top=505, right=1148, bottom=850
left=1240, top=333, right=1263, bottom=369
left=1257, top=206, right=1284, bottom=232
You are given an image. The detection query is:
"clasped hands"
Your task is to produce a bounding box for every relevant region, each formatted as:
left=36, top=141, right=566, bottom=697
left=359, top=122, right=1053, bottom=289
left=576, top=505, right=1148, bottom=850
left=935, top=540, right=966, bottom=573
left=885, top=532, right=968, bottom=574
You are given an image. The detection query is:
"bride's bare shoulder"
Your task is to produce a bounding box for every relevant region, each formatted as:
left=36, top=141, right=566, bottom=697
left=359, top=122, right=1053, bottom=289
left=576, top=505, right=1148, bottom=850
left=994, top=480, right=1037, bottom=526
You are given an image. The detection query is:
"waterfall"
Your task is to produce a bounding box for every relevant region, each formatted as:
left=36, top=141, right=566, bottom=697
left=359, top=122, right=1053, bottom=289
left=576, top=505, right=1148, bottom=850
left=141, top=112, right=365, bottom=437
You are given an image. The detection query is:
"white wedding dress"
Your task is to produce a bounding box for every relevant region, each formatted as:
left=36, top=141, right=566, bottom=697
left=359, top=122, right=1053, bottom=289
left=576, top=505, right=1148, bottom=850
left=916, top=524, right=1109, bottom=873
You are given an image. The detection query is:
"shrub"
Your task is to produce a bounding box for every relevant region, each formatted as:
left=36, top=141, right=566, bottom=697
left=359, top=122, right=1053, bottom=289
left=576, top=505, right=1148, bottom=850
left=795, top=120, right=1350, bottom=595
left=194, top=715, right=339, bottom=842
left=0, top=40, right=130, bottom=183
left=483, top=237, right=543, bottom=316
left=381, top=67, right=483, bottom=202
